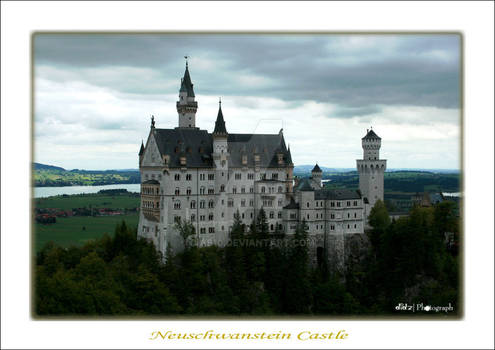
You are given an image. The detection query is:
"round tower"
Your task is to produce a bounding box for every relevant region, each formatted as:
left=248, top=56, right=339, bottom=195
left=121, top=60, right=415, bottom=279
left=357, top=128, right=387, bottom=216
left=311, top=163, right=323, bottom=189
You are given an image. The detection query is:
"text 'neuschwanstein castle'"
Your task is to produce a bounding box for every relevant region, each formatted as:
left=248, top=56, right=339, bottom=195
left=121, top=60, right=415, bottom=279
left=138, top=63, right=387, bottom=264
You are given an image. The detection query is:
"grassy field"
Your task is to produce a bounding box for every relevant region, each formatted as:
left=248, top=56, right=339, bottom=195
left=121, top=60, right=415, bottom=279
left=35, top=214, right=139, bottom=252
left=34, top=193, right=140, bottom=210
left=34, top=193, right=140, bottom=252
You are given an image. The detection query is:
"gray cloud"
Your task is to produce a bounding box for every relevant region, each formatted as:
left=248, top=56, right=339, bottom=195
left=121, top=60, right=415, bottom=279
left=34, top=34, right=460, bottom=111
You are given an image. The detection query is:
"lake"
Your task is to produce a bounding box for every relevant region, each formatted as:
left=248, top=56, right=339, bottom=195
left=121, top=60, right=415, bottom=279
left=34, top=184, right=141, bottom=198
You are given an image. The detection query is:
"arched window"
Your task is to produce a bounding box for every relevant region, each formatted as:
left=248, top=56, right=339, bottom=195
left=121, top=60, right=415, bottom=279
left=278, top=186, right=283, bottom=193
left=261, top=186, right=265, bottom=193
left=190, top=200, right=196, bottom=209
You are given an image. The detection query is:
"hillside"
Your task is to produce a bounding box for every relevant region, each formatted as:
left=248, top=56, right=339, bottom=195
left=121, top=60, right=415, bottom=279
left=33, top=163, right=140, bottom=187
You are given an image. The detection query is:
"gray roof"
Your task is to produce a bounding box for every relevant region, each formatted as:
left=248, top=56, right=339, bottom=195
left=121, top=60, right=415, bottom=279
left=179, top=64, right=195, bottom=97
left=150, top=128, right=292, bottom=168
left=296, top=178, right=314, bottom=191
left=362, top=129, right=381, bottom=140
left=312, top=164, right=322, bottom=173
left=227, top=132, right=292, bottom=168
left=314, top=188, right=361, bottom=200
left=283, top=196, right=299, bottom=209
left=139, top=142, right=145, bottom=155
left=213, top=105, right=227, bottom=135
left=153, top=128, right=214, bottom=168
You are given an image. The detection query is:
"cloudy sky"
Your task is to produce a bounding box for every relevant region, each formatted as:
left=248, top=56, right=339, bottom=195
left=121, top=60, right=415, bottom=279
left=34, top=33, right=461, bottom=170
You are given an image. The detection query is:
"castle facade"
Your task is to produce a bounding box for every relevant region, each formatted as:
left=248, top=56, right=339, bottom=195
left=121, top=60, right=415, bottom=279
left=137, top=63, right=386, bottom=260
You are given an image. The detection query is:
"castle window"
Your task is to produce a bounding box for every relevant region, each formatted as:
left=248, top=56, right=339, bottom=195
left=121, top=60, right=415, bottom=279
left=254, top=154, right=260, bottom=162
left=242, top=155, right=248, bottom=165
left=208, top=200, right=214, bottom=208
left=233, top=186, right=237, bottom=194
left=241, top=187, right=246, bottom=194
left=278, top=186, right=283, bottom=193
left=278, top=212, right=282, bottom=219
left=242, top=213, right=245, bottom=219
left=174, top=216, right=181, bottom=224
left=270, top=224, right=274, bottom=231
left=208, top=174, right=215, bottom=180
left=200, top=187, right=205, bottom=195
left=247, top=173, right=254, bottom=180
left=221, top=212, right=224, bottom=218
left=331, top=213, right=335, bottom=219
left=348, top=213, right=350, bottom=218
left=260, top=173, right=266, bottom=180
left=250, top=213, right=253, bottom=219
left=307, top=202, right=309, bottom=208
left=209, top=213, right=214, bottom=221
left=199, top=173, right=205, bottom=181
left=272, top=173, right=278, bottom=180
left=261, top=187, right=265, bottom=193
left=191, top=214, right=195, bottom=221
left=354, top=213, right=357, bottom=218
left=330, top=201, right=335, bottom=207
left=353, top=200, right=358, bottom=206
left=331, top=225, right=335, bottom=230
left=307, top=214, right=310, bottom=220
left=249, top=199, right=254, bottom=206
left=228, top=199, right=234, bottom=207
left=290, top=213, right=296, bottom=219
left=186, top=174, right=192, bottom=181
left=347, top=201, right=351, bottom=206
left=175, top=188, right=180, bottom=195
left=187, top=187, right=191, bottom=195
left=316, top=202, right=318, bottom=207
left=209, top=227, right=215, bottom=233
left=235, top=173, right=241, bottom=180
left=208, top=188, right=214, bottom=194
left=174, top=201, right=181, bottom=210
left=241, top=200, right=246, bottom=207
left=220, top=184, right=225, bottom=192
left=269, top=211, right=274, bottom=219
left=354, top=224, right=357, bottom=228
left=278, top=199, right=282, bottom=207
left=337, top=202, right=341, bottom=207
left=200, top=228, right=206, bottom=234
left=190, top=201, right=196, bottom=209
left=250, top=187, right=254, bottom=193
left=200, top=215, right=205, bottom=221
left=174, top=174, right=180, bottom=181
left=200, top=200, right=205, bottom=209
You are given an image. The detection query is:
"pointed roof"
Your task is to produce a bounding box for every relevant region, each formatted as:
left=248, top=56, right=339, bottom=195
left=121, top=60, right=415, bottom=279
left=312, top=163, right=322, bottom=173
left=283, top=196, right=300, bottom=209
left=296, top=178, right=314, bottom=192
left=139, top=141, right=145, bottom=155
left=362, top=128, right=381, bottom=140
left=286, top=144, right=293, bottom=165
left=179, top=63, right=195, bottom=97
left=213, top=101, right=227, bottom=135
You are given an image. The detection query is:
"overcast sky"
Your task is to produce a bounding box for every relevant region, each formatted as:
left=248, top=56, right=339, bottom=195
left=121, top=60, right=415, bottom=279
left=34, top=33, right=460, bottom=170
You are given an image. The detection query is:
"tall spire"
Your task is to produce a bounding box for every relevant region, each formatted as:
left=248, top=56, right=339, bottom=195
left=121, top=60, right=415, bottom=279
left=213, top=98, right=227, bottom=135
left=179, top=59, right=195, bottom=97
left=139, top=140, right=145, bottom=155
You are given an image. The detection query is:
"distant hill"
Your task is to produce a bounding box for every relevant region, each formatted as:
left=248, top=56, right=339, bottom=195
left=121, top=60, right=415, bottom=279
left=33, top=163, right=66, bottom=172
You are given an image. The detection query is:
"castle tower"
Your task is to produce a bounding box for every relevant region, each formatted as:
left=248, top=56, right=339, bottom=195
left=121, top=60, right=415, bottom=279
left=310, top=163, right=323, bottom=189
left=357, top=128, right=387, bottom=216
left=176, top=60, right=198, bottom=128
left=212, top=99, right=229, bottom=192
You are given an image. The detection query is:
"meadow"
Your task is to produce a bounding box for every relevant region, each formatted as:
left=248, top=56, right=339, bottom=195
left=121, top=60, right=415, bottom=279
left=34, top=193, right=140, bottom=252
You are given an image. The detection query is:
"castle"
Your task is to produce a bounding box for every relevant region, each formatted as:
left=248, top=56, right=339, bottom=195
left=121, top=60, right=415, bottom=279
left=137, top=63, right=386, bottom=264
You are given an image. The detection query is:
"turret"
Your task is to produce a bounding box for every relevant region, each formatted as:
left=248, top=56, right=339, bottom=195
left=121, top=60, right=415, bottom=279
left=176, top=60, right=198, bottom=128
left=357, top=128, right=387, bottom=217
left=213, top=99, right=229, bottom=194
left=138, top=140, right=145, bottom=165
left=310, top=163, right=323, bottom=189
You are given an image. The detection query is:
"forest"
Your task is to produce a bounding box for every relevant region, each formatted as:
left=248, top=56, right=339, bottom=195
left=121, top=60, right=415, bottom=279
left=34, top=201, right=460, bottom=317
